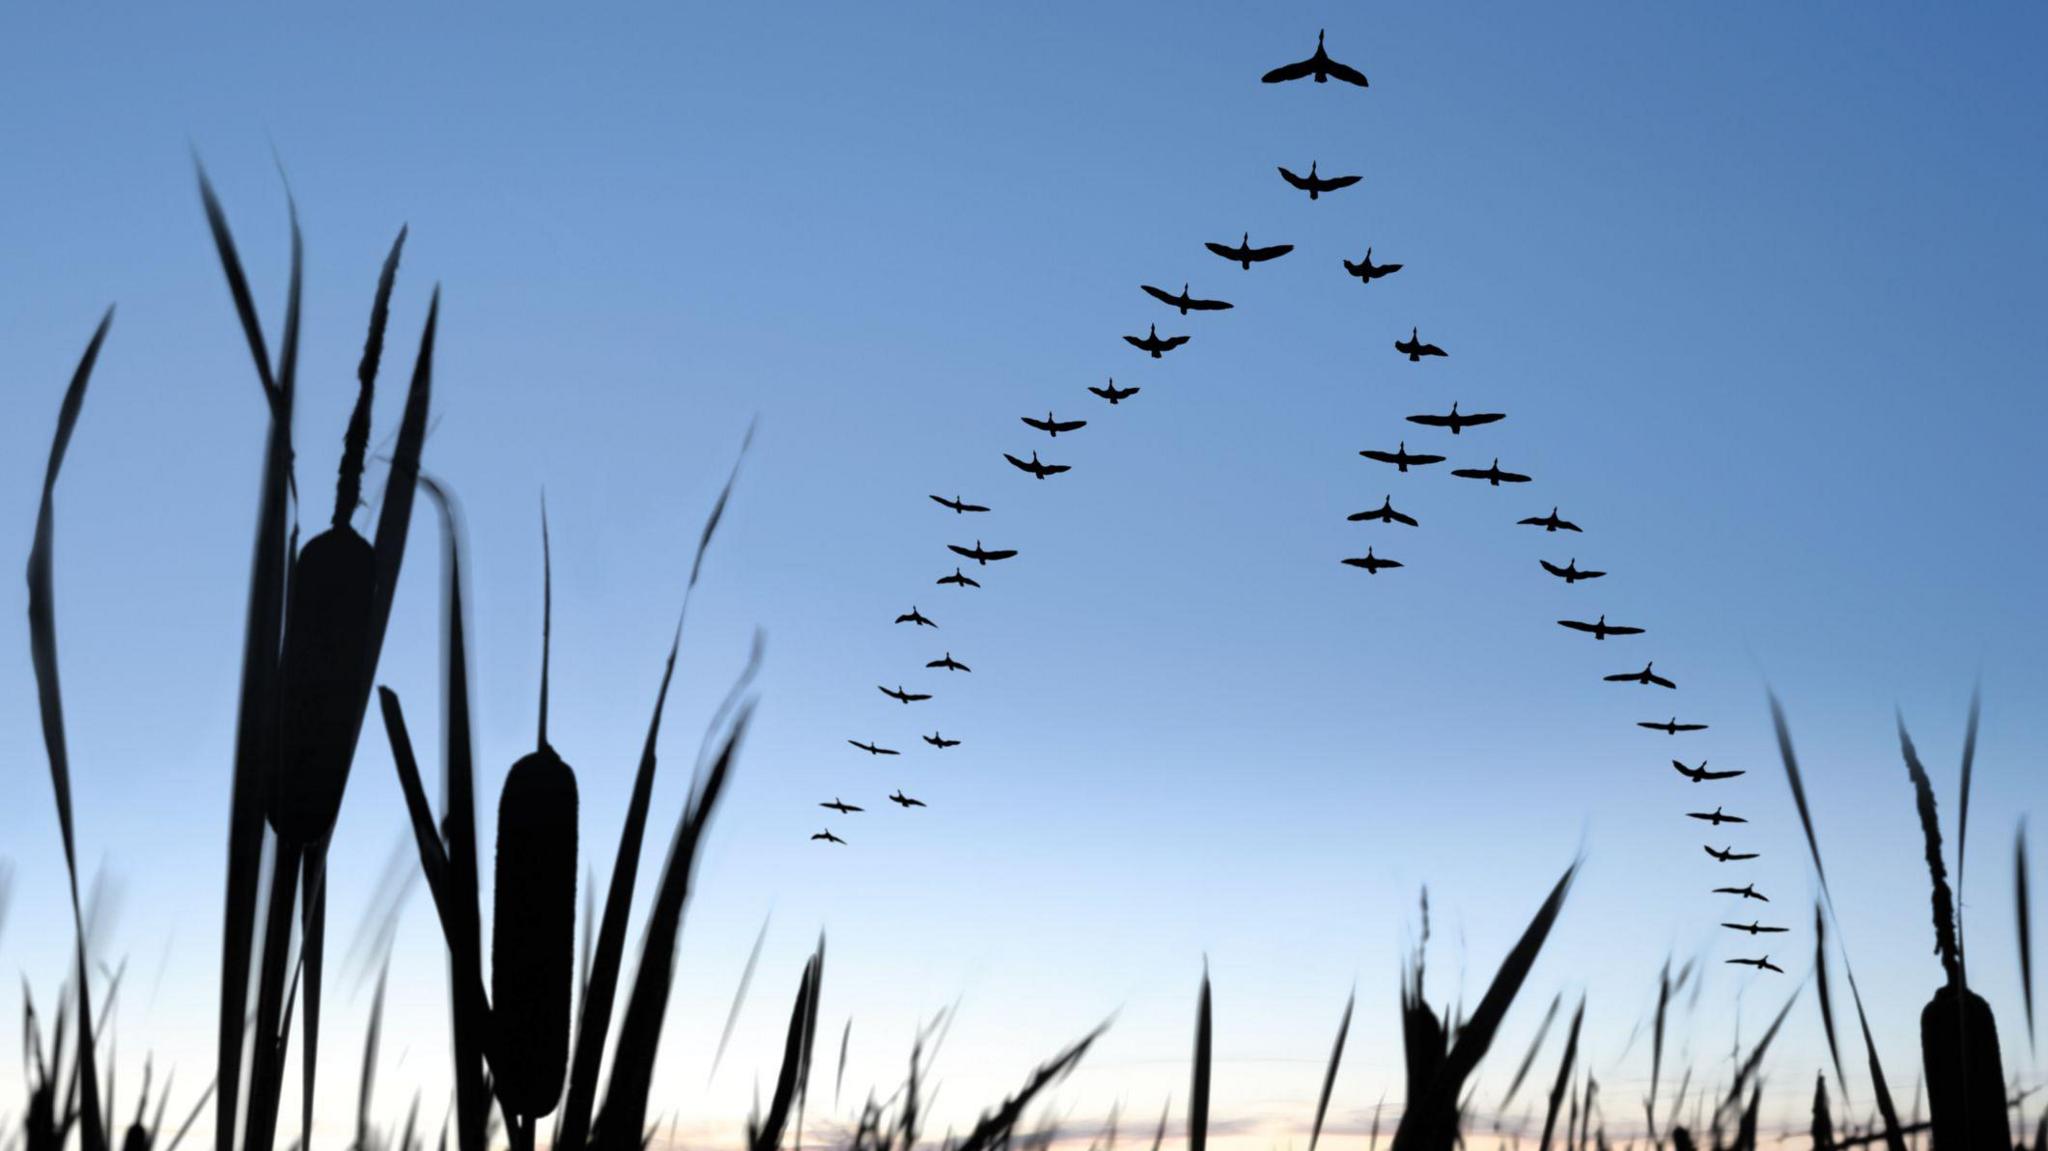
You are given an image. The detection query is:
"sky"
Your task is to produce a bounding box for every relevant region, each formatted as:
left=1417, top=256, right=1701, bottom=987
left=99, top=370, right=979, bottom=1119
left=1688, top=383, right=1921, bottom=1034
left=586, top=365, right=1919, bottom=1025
left=1, top=2, right=2046, bottom=1147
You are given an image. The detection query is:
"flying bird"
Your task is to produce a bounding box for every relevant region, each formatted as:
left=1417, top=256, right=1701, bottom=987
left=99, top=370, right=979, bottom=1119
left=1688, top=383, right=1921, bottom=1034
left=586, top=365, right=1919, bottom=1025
left=1341, top=547, right=1403, bottom=574
left=1205, top=232, right=1294, bottom=270
left=1605, top=662, right=1677, bottom=689
left=1540, top=558, right=1605, bottom=584
left=1142, top=283, right=1233, bottom=315
left=1406, top=403, right=1505, bottom=435
left=948, top=540, right=1018, bottom=565
left=1672, top=760, right=1745, bottom=783
left=1686, top=806, right=1748, bottom=827
left=923, top=731, right=961, bottom=749
left=878, top=684, right=932, bottom=704
left=1090, top=379, right=1141, bottom=404
left=1704, top=844, right=1760, bottom=862
left=846, top=740, right=900, bottom=757
left=926, top=652, right=971, bottom=673
left=1726, top=956, right=1785, bottom=974
left=888, top=790, right=927, bottom=809
left=937, top=567, right=981, bottom=588
left=1394, top=327, right=1447, bottom=361
left=1721, top=921, right=1789, bottom=936
left=1342, top=247, right=1402, bottom=284
left=1359, top=441, right=1446, bottom=473
left=1348, top=495, right=1418, bottom=526
left=1519, top=507, right=1582, bottom=533
left=820, top=799, right=864, bottom=815
left=1278, top=161, right=1361, bottom=201
left=895, top=606, right=937, bottom=628
left=1714, top=883, right=1770, bottom=902
left=1005, top=451, right=1071, bottom=480
left=1641, top=717, right=1708, bottom=735
left=929, top=493, right=990, bottom=514
left=1022, top=411, right=1088, bottom=437
left=1556, top=614, right=1645, bottom=641
left=811, top=829, right=847, bottom=845
left=1451, top=458, right=1532, bottom=486
left=1261, top=29, right=1369, bottom=86
left=1124, top=323, right=1190, bottom=358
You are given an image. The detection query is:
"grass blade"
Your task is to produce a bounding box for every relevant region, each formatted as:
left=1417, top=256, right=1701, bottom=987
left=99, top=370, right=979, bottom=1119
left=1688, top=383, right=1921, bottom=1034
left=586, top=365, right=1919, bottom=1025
left=710, top=915, right=773, bottom=1084
left=747, top=938, right=824, bottom=1151
left=1770, top=692, right=1833, bottom=898
left=1189, top=969, right=1210, bottom=1151
left=1536, top=996, right=1585, bottom=1151
left=1306, top=989, right=1352, bottom=1151
left=2019, top=821, right=2035, bottom=1052
left=1440, top=862, right=1579, bottom=1097
left=1815, top=902, right=1848, bottom=1101
left=950, top=1026, right=1105, bottom=1151
left=1957, top=687, right=1981, bottom=966
left=1500, top=992, right=1561, bottom=1114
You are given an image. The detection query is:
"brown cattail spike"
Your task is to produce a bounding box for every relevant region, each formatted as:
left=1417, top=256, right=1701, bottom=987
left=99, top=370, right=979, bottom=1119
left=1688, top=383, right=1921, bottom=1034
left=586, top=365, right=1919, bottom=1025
left=491, top=745, right=578, bottom=1119
left=272, top=525, right=376, bottom=842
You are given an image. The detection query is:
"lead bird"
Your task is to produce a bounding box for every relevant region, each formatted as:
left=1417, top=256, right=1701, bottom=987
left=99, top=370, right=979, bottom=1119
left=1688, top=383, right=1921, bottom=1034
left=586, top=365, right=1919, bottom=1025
left=1022, top=411, right=1087, bottom=437
left=1395, top=327, right=1447, bottom=361
left=1342, top=547, right=1403, bottom=574
left=1278, top=161, right=1361, bottom=201
left=923, top=731, right=960, bottom=749
left=1726, top=956, right=1785, bottom=974
left=1451, top=459, right=1532, bottom=486
left=937, top=567, right=981, bottom=588
left=1124, top=323, right=1190, bottom=358
left=1557, top=614, right=1645, bottom=640
left=1343, top=247, right=1402, bottom=284
left=927, top=652, right=970, bottom=673
left=811, top=829, right=846, bottom=845
left=1642, top=717, right=1708, bottom=735
left=1722, top=921, right=1788, bottom=936
left=1673, top=759, right=1744, bottom=783
left=1704, top=844, right=1760, bottom=862
left=1519, top=507, right=1582, bottom=533
left=1090, top=379, right=1141, bottom=405
left=948, top=540, right=1018, bottom=565
left=1206, top=232, right=1294, bottom=270
left=1407, top=403, right=1504, bottom=435
left=930, top=493, right=989, bottom=514
left=820, top=799, right=864, bottom=815
left=1540, top=558, right=1604, bottom=584
left=895, top=606, right=937, bottom=628
left=847, top=739, right=900, bottom=757
left=889, top=790, right=927, bottom=809
left=1349, top=495, right=1418, bottom=526
left=1005, top=451, right=1071, bottom=480
left=878, top=684, right=932, bottom=704
left=1261, top=29, right=1369, bottom=86
left=1606, top=662, right=1677, bottom=689
left=1142, top=283, right=1233, bottom=315
left=1714, top=883, right=1770, bottom=902
left=1360, top=441, right=1445, bottom=473
left=1687, top=806, right=1747, bottom=827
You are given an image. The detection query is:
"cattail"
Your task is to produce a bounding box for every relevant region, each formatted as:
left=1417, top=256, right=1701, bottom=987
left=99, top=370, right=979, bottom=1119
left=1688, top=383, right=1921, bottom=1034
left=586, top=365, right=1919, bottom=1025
left=1921, top=984, right=2011, bottom=1151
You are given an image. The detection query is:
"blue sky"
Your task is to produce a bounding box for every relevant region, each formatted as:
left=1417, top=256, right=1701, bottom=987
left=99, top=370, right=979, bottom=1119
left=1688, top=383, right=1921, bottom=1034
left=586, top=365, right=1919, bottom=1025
left=1, top=3, right=2045, bottom=1146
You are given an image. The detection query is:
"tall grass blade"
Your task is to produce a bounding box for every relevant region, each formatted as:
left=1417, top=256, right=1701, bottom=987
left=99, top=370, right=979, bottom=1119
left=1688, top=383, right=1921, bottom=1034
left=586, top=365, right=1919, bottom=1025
left=1815, top=902, right=1848, bottom=1099
left=834, top=1020, right=850, bottom=1110
left=747, top=939, right=824, bottom=1151
left=1536, top=996, right=1584, bottom=1151
left=301, top=851, right=327, bottom=1151
left=1500, top=992, right=1560, bottom=1113
left=1306, top=990, right=1352, bottom=1151
left=1189, top=970, right=1211, bottom=1151
left=950, top=1026, right=1104, bottom=1151
left=712, top=916, right=773, bottom=1084
left=2019, top=821, right=2035, bottom=1052
left=1769, top=692, right=1833, bottom=896
left=1645, top=963, right=1669, bottom=1141
left=1956, top=687, right=1981, bottom=967
left=356, top=964, right=388, bottom=1151
left=1718, top=984, right=1797, bottom=1120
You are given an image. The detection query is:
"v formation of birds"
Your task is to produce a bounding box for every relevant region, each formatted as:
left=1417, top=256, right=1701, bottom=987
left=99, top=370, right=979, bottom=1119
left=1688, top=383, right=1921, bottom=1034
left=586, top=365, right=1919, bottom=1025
left=815, top=28, right=1785, bottom=972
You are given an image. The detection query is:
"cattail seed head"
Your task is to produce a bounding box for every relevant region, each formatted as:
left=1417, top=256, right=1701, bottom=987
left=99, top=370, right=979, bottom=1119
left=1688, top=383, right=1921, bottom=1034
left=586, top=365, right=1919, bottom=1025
left=491, top=745, right=579, bottom=1119
left=272, top=524, right=377, bottom=843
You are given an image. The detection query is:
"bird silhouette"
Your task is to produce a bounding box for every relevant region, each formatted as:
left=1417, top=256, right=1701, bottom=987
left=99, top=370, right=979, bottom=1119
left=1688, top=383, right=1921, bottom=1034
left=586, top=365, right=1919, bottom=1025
left=1004, top=451, right=1071, bottom=480
left=1519, top=507, right=1582, bottom=533
left=1641, top=717, right=1709, bottom=735
left=926, top=652, right=970, bottom=673
left=1540, top=558, right=1605, bottom=584
left=1142, top=282, right=1233, bottom=315
left=878, top=684, right=932, bottom=704
left=1394, top=327, right=1447, bottom=361
left=1687, top=806, right=1747, bottom=827
left=1673, top=760, right=1745, bottom=783
left=1557, top=614, right=1645, bottom=641
left=888, top=790, right=927, bottom=809
left=1205, top=232, right=1294, bottom=270
left=1022, top=411, right=1088, bottom=437
left=820, top=799, right=864, bottom=815
left=937, top=567, right=982, bottom=588
left=1606, top=662, right=1677, bottom=689
left=1124, top=323, right=1190, bottom=358
left=1348, top=495, right=1418, bottom=526
left=811, top=828, right=847, bottom=845
left=1726, top=956, right=1785, bottom=974
left=1713, top=883, right=1770, bottom=902
left=1704, top=845, right=1760, bottom=862
left=1341, top=547, right=1403, bottom=574
left=1451, top=459, right=1532, bottom=486
left=1406, top=403, right=1504, bottom=435
left=1360, top=441, right=1446, bottom=473
left=846, top=739, right=900, bottom=757
left=929, top=493, right=990, bottom=514
left=948, top=540, right=1019, bottom=565
left=895, top=606, right=937, bottom=628
left=923, top=731, right=961, bottom=749
left=1261, top=29, right=1369, bottom=86
left=1090, top=379, right=1141, bottom=404
left=1721, top=921, right=1789, bottom=936
left=1342, top=247, right=1402, bottom=283
left=1277, top=161, right=1361, bottom=201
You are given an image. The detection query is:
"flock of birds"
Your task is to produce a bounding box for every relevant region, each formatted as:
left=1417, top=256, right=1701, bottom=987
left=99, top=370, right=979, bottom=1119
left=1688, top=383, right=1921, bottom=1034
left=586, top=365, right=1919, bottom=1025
left=810, top=28, right=1787, bottom=972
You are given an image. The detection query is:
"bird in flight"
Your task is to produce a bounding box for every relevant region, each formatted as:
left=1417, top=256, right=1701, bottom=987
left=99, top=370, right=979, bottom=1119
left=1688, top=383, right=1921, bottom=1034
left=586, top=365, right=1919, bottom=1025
left=878, top=684, right=933, bottom=704
left=948, top=540, right=1019, bottom=566
left=1278, top=161, right=1361, bottom=201
left=1342, top=247, right=1402, bottom=284
left=1349, top=495, right=1418, bottom=526
left=937, top=567, right=981, bottom=588
left=1407, top=403, right=1505, bottom=435
left=1687, top=806, right=1748, bottom=827
left=923, top=731, right=960, bottom=749
left=1721, top=921, right=1789, bottom=936
left=929, top=493, right=990, bottom=514
left=1206, top=232, right=1294, bottom=270
left=1142, top=283, right=1233, bottom=315
left=1704, top=844, right=1760, bottom=862
left=1341, top=547, right=1403, bottom=575
left=1726, top=956, right=1785, bottom=974
left=1540, top=558, right=1605, bottom=584
left=1673, top=759, right=1744, bottom=783
left=1022, top=411, right=1088, bottom=437
left=847, top=739, right=900, bottom=757
left=926, top=652, right=971, bottom=673
left=896, top=606, right=937, bottom=628
left=1261, top=29, right=1369, bottom=86
left=1519, top=507, right=1582, bottom=533
left=1606, top=662, right=1677, bottom=689
left=1641, top=717, right=1708, bottom=735
left=1714, top=883, right=1770, bottom=902
left=811, top=828, right=847, bottom=845
left=1556, top=614, right=1645, bottom=641
left=1360, top=441, right=1446, bottom=473
left=1394, top=327, right=1447, bottom=361
left=888, top=790, right=927, bottom=809
left=1124, top=323, right=1190, bottom=358
left=1090, top=379, right=1141, bottom=404
left=1451, top=459, right=1533, bottom=487
left=820, top=798, right=864, bottom=815
left=1005, top=451, right=1071, bottom=480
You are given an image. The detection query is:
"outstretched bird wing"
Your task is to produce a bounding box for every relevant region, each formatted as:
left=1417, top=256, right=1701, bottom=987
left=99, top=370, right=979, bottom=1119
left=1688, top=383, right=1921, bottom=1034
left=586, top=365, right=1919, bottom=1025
left=1496, top=468, right=1533, bottom=483
left=1317, top=173, right=1362, bottom=191
left=1320, top=58, right=1369, bottom=87
left=1557, top=619, right=1598, bottom=633
left=1246, top=242, right=1294, bottom=261
left=1003, top=453, right=1036, bottom=473
left=1183, top=295, right=1232, bottom=312
left=1541, top=559, right=1571, bottom=578
left=1260, top=56, right=1318, bottom=83
left=1021, top=415, right=1055, bottom=432
left=980, top=547, right=1019, bottom=561
left=1407, top=413, right=1455, bottom=428
left=1605, top=623, right=1646, bottom=636
left=1122, top=333, right=1148, bottom=350
left=1140, top=284, right=1182, bottom=308
left=1157, top=333, right=1190, bottom=350
left=1277, top=165, right=1311, bottom=190
left=946, top=543, right=978, bottom=560
left=1204, top=240, right=1242, bottom=261
left=1451, top=467, right=1491, bottom=480
left=1387, top=507, right=1418, bottom=526
left=1461, top=412, right=1506, bottom=427
left=1647, top=670, right=1678, bottom=689
left=1050, top=418, right=1088, bottom=432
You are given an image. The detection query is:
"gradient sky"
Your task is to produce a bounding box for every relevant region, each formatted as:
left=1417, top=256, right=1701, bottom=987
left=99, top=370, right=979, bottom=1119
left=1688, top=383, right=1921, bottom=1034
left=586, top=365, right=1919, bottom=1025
left=2, top=4, right=2045, bottom=1147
